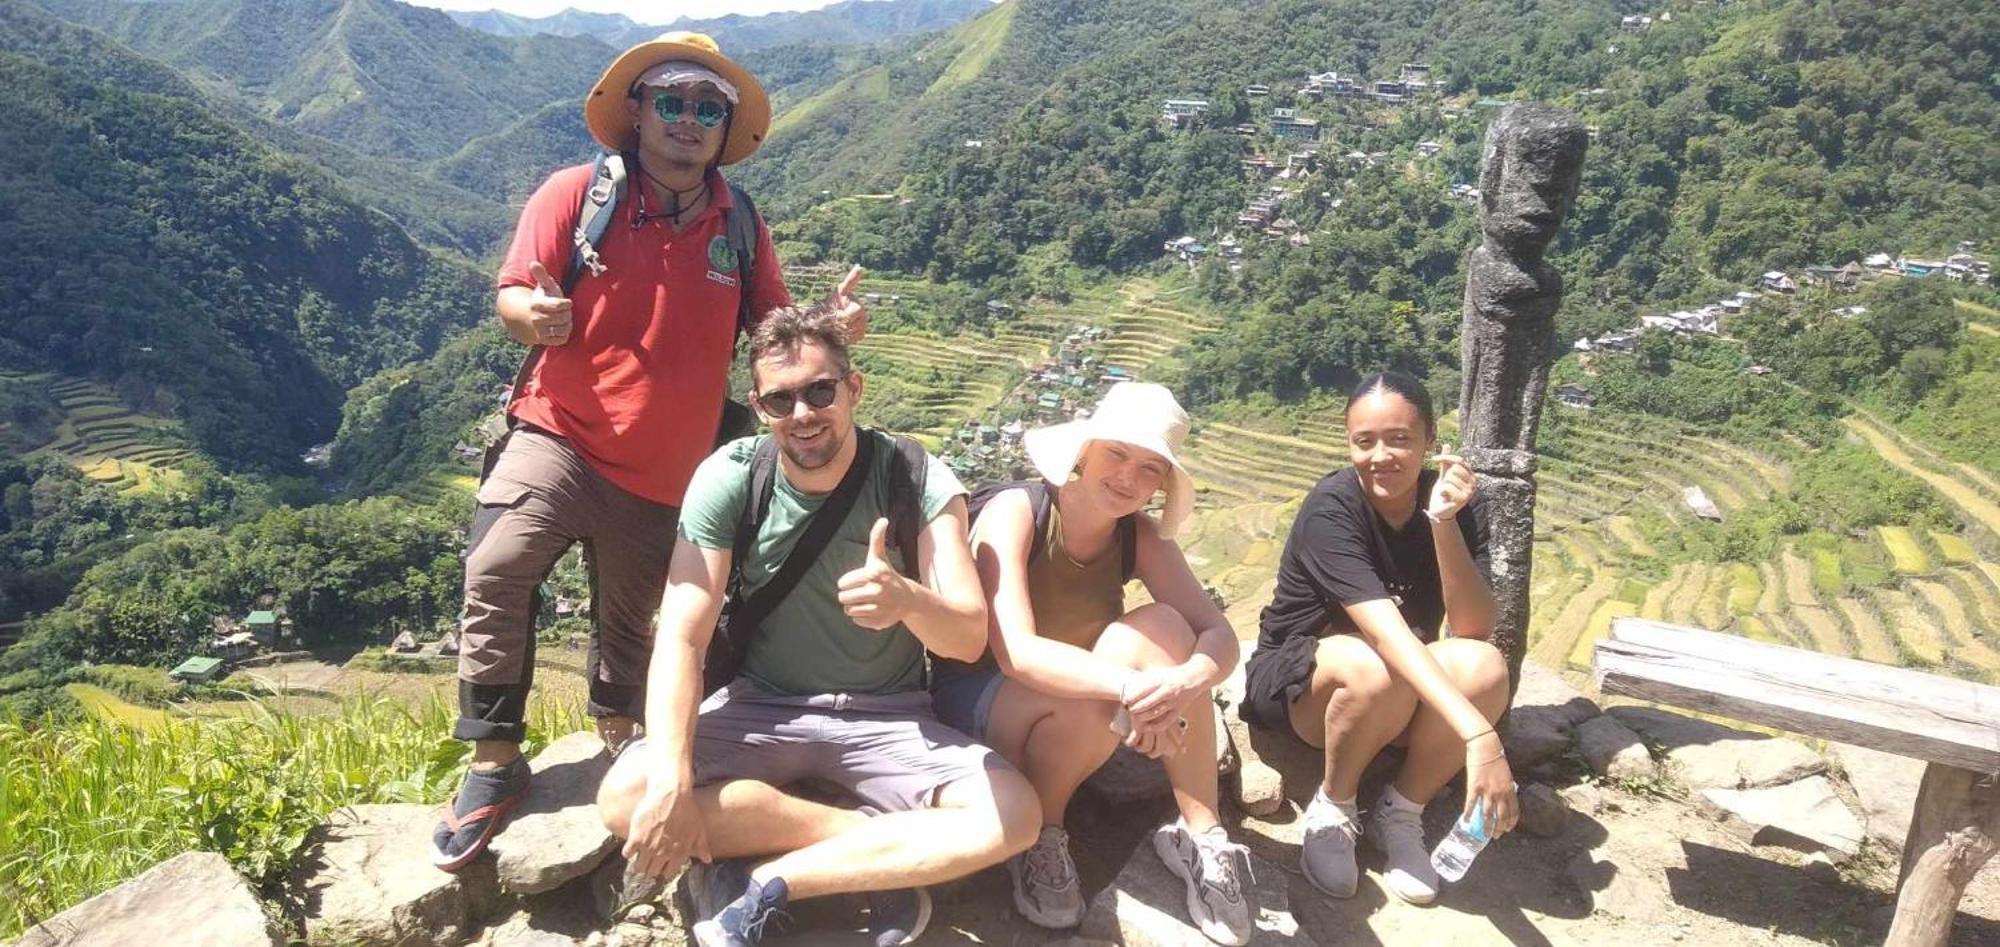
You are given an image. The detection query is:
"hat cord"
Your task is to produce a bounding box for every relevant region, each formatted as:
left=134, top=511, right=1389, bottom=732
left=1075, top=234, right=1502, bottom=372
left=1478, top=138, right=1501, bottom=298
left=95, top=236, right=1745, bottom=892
left=634, top=164, right=711, bottom=227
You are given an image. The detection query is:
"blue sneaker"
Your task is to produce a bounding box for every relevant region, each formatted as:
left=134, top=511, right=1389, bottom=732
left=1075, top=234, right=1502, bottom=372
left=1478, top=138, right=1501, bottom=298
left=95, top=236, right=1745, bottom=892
left=683, top=859, right=754, bottom=923
left=693, top=875, right=791, bottom=947
left=866, top=887, right=932, bottom=947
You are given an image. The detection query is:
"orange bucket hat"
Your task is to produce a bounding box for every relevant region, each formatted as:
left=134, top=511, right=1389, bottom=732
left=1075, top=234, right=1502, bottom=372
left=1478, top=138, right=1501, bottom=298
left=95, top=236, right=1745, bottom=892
left=584, top=31, right=770, bottom=165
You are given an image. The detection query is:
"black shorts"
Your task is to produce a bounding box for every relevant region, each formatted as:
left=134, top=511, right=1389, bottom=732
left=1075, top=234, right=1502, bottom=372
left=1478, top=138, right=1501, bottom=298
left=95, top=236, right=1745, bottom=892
left=1239, top=633, right=1321, bottom=736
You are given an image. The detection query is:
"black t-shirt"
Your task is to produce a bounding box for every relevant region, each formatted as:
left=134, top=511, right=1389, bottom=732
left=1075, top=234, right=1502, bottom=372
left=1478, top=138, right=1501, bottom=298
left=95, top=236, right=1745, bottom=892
left=1256, top=467, right=1491, bottom=652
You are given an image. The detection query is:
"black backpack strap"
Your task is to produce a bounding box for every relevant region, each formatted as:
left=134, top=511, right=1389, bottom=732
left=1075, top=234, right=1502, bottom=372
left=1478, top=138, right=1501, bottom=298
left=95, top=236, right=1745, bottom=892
left=730, top=427, right=877, bottom=631
left=725, top=182, right=760, bottom=337
left=884, top=435, right=930, bottom=582
left=728, top=437, right=782, bottom=598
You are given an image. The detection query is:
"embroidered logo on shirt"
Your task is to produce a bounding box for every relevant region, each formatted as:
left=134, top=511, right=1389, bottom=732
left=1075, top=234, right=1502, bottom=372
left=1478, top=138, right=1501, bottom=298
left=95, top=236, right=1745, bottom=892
left=707, top=236, right=738, bottom=272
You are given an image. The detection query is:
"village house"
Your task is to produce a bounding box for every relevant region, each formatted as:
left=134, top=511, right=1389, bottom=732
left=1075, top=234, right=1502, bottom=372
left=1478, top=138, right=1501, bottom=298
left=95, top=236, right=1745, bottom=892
left=1864, top=252, right=1895, bottom=269
left=1244, top=83, right=1270, bottom=97
left=1270, top=111, right=1321, bottom=142
left=1621, top=14, right=1654, bottom=30
left=1370, top=80, right=1409, bottom=104
left=1160, top=99, right=1210, bottom=131
left=170, top=656, right=226, bottom=685
left=1758, top=271, right=1798, bottom=293
left=1555, top=384, right=1594, bottom=409
left=1416, top=140, right=1443, bottom=157
left=1899, top=258, right=1944, bottom=278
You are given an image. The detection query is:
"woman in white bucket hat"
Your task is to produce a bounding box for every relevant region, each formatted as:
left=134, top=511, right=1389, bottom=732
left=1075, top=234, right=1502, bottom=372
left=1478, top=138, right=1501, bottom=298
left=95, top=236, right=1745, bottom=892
left=931, top=382, right=1250, bottom=945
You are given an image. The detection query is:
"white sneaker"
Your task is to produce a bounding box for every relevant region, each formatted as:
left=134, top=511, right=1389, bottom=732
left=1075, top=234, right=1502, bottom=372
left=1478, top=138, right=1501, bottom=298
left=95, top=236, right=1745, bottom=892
left=1152, top=821, right=1253, bottom=947
left=1367, top=792, right=1439, bottom=905
left=1299, top=792, right=1361, bottom=898
left=1008, top=825, right=1085, bottom=928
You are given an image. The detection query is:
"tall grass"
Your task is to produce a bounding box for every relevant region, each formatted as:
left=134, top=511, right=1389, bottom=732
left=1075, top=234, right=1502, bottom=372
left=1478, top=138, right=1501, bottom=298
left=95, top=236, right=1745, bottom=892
left=0, top=694, right=585, bottom=938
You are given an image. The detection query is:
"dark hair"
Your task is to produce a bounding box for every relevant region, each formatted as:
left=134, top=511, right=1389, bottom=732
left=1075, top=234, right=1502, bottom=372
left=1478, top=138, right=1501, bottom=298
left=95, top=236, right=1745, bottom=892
left=748, top=303, right=852, bottom=384
left=1345, top=371, right=1436, bottom=433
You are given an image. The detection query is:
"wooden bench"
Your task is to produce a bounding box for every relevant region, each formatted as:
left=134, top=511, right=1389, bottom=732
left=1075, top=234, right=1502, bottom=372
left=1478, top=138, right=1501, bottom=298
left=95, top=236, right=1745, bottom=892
left=1593, top=618, right=1999, bottom=947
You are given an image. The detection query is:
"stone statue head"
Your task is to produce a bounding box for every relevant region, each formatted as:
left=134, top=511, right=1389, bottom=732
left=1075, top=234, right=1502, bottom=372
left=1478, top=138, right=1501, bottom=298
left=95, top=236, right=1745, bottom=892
left=1477, top=104, right=1588, bottom=258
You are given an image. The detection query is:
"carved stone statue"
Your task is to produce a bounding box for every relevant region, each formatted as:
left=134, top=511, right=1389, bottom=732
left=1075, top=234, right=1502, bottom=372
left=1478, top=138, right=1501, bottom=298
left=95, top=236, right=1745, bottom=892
left=1456, top=103, right=1588, bottom=683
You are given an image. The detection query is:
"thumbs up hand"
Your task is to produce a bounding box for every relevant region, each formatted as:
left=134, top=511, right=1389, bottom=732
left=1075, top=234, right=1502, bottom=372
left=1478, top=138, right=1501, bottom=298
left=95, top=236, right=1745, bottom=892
left=827, top=265, right=869, bottom=342
left=524, top=260, right=574, bottom=346
left=836, top=518, right=911, bottom=630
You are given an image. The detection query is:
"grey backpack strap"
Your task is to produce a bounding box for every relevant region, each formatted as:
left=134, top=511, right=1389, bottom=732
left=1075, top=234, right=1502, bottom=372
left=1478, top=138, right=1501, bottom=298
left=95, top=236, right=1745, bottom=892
left=565, top=152, right=628, bottom=295
left=724, top=182, right=760, bottom=335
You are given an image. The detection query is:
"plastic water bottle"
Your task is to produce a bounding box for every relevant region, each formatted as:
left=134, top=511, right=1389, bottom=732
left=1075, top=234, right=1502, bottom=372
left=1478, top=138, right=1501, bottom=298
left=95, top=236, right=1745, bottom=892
left=1430, top=801, right=1490, bottom=882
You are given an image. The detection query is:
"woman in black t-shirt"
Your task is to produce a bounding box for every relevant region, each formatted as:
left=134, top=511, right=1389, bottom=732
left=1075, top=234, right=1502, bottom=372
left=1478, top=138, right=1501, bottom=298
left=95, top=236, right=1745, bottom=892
left=1240, top=372, right=1517, bottom=907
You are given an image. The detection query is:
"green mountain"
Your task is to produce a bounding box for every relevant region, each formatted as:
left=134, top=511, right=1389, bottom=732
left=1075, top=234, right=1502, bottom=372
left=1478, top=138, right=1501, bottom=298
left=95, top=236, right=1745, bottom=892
left=449, top=0, right=993, bottom=53
left=41, top=0, right=612, bottom=165
left=0, top=0, right=488, bottom=470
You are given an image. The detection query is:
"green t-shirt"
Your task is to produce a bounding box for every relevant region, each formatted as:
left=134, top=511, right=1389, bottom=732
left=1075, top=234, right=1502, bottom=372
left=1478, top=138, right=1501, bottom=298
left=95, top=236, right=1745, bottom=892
left=679, top=429, right=966, bottom=696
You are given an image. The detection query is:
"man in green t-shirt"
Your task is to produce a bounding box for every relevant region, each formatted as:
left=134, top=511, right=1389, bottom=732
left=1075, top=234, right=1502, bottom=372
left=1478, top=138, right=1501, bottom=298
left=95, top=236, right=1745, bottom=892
left=598, top=304, right=1039, bottom=946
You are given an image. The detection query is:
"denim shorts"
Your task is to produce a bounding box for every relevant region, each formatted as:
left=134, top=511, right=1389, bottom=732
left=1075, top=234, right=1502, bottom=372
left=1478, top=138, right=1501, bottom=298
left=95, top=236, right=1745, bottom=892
left=929, top=665, right=1006, bottom=742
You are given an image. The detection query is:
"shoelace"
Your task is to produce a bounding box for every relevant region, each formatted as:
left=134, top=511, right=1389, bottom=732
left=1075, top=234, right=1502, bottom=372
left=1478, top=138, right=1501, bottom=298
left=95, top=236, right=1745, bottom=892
left=1193, top=833, right=1255, bottom=905
left=740, top=898, right=794, bottom=942
left=1301, top=801, right=1360, bottom=844
left=1024, top=833, right=1077, bottom=894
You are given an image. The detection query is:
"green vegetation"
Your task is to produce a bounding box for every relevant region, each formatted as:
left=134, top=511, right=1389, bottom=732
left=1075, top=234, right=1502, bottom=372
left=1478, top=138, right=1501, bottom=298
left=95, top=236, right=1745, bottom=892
left=0, top=696, right=583, bottom=939
left=0, top=1, right=490, bottom=471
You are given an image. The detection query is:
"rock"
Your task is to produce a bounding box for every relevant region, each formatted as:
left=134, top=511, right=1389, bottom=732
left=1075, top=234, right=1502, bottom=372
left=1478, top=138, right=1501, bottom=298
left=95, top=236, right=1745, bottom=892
left=16, top=851, right=281, bottom=947
left=477, top=913, right=580, bottom=946
left=1699, top=775, right=1865, bottom=860
left=1500, top=705, right=1581, bottom=769
left=1800, top=851, right=1843, bottom=885
left=1829, top=742, right=1922, bottom=845
left=1564, top=847, right=1667, bottom=923
left=1606, top=706, right=1824, bottom=791
left=489, top=731, right=619, bottom=895
left=625, top=904, right=656, bottom=924
left=1223, top=709, right=1285, bottom=817
left=1558, top=783, right=1611, bottom=817
left=1078, top=841, right=1306, bottom=945
left=1574, top=714, right=1652, bottom=782
left=1085, top=702, right=1233, bottom=805
left=291, top=803, right=498, bottom=947
left=1515, top=782, right=1569, bottom=838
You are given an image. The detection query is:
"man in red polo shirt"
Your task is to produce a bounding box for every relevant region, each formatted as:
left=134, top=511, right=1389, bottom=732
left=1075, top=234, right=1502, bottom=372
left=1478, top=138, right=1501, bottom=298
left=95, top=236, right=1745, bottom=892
left=433, top=31, right=866, bottom=871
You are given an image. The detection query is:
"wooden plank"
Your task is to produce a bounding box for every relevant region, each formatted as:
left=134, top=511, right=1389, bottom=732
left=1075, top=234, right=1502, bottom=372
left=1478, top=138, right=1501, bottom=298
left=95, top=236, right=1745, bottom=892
left=1594, top=618, right=2000, bottom=774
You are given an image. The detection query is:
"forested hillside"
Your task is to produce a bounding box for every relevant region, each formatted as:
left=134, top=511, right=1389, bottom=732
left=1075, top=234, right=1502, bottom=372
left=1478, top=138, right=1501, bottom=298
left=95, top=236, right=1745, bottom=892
left=450, top=0, right=991, bottom=53
left=0, top=0, right=489, bottom=471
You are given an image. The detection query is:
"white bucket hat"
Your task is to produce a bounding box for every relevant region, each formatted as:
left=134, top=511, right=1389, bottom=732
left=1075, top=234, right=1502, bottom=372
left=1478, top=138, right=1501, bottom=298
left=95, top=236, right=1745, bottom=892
left=1023, top=382, right=1195, bottom=539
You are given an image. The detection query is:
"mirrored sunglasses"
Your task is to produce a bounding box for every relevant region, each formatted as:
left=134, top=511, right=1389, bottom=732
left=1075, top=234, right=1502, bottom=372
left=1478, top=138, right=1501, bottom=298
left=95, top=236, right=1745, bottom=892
left=652, top=92, right=730, bottom=129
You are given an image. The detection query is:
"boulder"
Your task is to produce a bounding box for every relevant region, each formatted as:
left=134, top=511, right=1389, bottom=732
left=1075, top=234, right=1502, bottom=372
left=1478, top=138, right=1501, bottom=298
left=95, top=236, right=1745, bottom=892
left=290, top=803, right=498, bottom=946
left=1084, top=701, right=1233, bottom=805
left=16, top=851, right=281, bottom=947
left=1698, top=775, right=1865, bottom=860
left=476, top=913, right=580, bottom=947
left=1078, top=840, right=1306, bottom=945
left=489, top=732, right=620, bottom=895
left=1223, top=710, right=1285, bottom=817
left=1574, top=714, right=1652, bottom=782
left=1515, top=782, right=1569, bottom=838
left=1829, top=742, right=1922, bottom=845
left=1500, top=704, right=1583, bottom=770
left=1606, top=706, right=1824, bottom=791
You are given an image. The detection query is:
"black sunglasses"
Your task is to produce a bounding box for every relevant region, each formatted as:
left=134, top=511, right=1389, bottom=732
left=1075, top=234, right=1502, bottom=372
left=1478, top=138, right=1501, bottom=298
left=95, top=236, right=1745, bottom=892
left=754, top=376, right=844, bottom=417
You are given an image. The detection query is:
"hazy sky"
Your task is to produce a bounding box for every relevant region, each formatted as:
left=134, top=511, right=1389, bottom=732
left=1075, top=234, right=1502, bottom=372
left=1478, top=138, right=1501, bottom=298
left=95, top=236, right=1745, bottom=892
left=405, top=0, right=857, bottom=23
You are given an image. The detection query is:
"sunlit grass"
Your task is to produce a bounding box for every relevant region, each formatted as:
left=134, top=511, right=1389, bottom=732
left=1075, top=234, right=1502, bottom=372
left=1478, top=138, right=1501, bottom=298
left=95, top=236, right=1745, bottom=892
left=0, top=693, right=584, bottom=938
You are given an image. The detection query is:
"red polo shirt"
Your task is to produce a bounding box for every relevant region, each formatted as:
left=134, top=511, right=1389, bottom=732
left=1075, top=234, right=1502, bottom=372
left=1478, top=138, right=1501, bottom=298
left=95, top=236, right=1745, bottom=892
left=496, top=164, right=790, bottom=506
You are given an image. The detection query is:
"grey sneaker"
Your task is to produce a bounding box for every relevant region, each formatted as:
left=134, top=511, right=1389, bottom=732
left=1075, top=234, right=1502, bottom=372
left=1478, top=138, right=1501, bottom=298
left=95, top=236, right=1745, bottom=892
left=1299, top=793, right=1361, bottom=898
left=1008, top=825, right=1085, bottom=928
left=1367, top=793, right=1439, bottom=905
left=1152, top=821, right=1253, bottom=947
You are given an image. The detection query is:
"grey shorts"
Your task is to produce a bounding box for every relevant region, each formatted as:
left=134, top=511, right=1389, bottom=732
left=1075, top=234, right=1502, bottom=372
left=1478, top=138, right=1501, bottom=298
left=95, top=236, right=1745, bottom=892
left=637, top=678, right=1006, bottom=814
